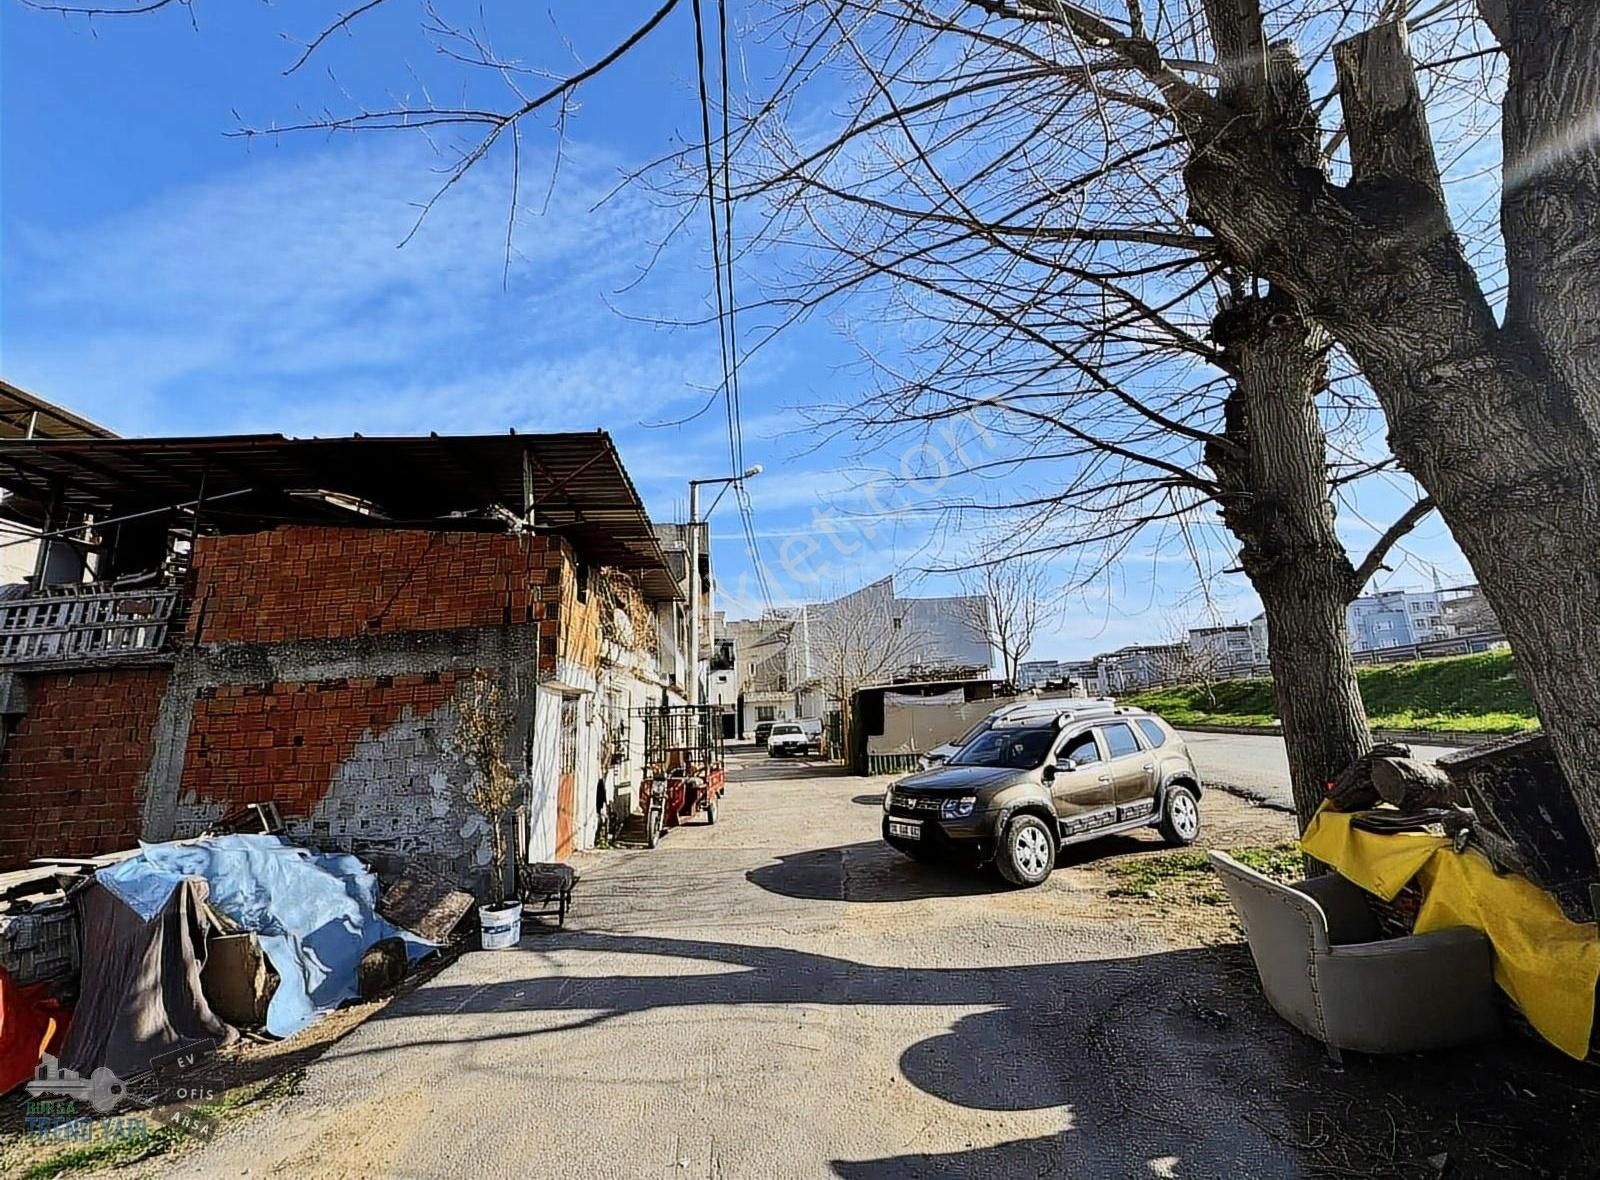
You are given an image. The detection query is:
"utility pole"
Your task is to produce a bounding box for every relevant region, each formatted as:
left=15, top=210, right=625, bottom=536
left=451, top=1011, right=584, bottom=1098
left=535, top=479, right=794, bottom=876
left=688, top=480, right=700, bottom=707
left=687, top=466, right=763, bottom=708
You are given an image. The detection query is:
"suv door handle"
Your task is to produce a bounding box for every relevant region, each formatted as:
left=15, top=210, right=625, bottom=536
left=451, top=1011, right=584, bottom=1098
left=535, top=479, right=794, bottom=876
left=1097, top=774, right=1112, bottom=784
left=1142, top=763, right=1154, bottom=772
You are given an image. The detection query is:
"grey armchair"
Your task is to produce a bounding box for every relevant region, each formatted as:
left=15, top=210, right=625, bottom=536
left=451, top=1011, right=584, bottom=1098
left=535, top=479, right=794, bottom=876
left=1209, top=851, right=1499, bottom=1059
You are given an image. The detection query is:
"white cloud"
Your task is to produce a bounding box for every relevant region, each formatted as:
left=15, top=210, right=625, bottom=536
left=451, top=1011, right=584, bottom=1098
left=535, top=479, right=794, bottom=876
left=4, top=137, right=717, bottom=437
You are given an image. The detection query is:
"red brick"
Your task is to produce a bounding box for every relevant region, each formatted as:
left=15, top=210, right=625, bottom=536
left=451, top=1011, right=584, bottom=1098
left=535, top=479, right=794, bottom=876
left=185, top=527, right=558, bottom=644
left=0, top=667, right=167, bottom=869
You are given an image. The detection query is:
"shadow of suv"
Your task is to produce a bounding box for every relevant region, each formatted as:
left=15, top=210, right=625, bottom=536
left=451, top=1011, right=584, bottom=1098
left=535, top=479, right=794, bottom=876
left=881, top=706, right=1202, bottom=887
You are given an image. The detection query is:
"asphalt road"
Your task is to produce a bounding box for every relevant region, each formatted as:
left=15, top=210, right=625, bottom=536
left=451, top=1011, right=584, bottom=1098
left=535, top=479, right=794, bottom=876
left=1180, top=729, right=1462, bottom=810
left=161, top=750, right=1321, bottom=1179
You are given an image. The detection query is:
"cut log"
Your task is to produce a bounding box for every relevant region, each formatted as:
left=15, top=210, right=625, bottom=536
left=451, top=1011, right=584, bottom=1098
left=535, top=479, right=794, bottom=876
left=1327, top=742, right=1413, bottom=811
left=356, top=936, right=409, bottom=1000
left=1370, top=757, right=1456, bottom=810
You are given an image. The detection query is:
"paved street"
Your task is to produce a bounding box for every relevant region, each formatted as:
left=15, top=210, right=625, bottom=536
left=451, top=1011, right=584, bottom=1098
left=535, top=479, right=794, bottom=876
left=161, top=749, right=1320, bottom=1180
left=1180, top=730, right=1461, bottom=810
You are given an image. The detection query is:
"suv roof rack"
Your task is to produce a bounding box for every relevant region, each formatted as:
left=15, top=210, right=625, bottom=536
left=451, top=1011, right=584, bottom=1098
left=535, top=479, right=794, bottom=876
left=993, top=700, right=1120, bottom=728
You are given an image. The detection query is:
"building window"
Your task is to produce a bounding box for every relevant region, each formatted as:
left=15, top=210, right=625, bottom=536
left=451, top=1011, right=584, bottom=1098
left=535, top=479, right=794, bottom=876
left=559, top=696, right=580, bottom=775
left=757, top=705, right=776, bottom=722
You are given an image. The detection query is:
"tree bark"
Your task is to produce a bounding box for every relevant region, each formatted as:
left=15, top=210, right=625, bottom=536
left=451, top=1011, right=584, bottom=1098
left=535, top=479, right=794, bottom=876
left=1206, top=290, right=1373, bottom=830
left=1175, top=19, right=1600, bottom=854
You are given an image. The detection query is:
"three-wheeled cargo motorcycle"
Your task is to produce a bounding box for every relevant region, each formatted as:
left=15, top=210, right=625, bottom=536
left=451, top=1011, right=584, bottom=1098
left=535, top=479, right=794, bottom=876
left=637, top=704, right=726, bottom=847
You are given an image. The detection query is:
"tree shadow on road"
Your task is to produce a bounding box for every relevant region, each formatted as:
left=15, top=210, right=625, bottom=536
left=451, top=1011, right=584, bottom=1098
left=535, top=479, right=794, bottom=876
left=340, top=919, right=1600, bottom=1178
left=350, top=929, right=1305, bottom=1178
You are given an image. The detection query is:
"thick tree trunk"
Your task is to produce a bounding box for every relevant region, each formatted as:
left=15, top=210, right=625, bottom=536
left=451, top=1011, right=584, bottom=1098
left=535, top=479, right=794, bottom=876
left=1175, top=16, right=1600, bottom=853
left=1258, top=580, right=1371, bottom=829
left=1206, top=291, right=1373, bottom=830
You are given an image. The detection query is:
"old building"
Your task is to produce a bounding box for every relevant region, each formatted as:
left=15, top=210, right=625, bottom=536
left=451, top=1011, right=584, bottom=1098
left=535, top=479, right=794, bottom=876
left=1346, top=588, right=1448, bottom=653
left=1186, top=623, right=1268, bottom=674
left=0, top=432, right=683, bottom=888
left=0, top=380, right=119, bottom=585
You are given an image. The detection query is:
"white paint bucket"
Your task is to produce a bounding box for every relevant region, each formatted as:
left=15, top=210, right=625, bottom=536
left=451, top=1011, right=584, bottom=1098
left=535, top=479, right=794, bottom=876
left=478, top=902, right=522, bottom=950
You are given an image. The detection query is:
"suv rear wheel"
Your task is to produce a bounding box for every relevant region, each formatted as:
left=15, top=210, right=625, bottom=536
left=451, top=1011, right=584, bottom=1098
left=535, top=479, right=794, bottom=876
left=996, top=814, right=1056, bottom=887
left=1157, top=784, right=1201, bottom=846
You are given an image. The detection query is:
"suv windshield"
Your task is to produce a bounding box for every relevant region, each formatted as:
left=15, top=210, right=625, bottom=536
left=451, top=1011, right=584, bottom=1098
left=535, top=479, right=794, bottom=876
left=950, top=723, right=1056, bottom=769
left=952, top=718, right=993, bottom=747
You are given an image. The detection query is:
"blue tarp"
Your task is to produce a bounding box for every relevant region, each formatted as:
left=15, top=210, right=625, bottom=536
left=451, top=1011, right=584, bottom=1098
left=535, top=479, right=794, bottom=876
left=97, top=835, right=433, bottom=1038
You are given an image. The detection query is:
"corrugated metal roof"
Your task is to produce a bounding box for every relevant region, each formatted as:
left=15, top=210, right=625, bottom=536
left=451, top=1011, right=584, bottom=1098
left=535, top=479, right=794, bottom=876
left=0, top=431, right=679, bottom=599
left=0, top=379, right=117, bottom=441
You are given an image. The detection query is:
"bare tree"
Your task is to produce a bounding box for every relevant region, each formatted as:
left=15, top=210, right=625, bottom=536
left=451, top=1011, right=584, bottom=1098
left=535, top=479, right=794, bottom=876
left=830, top=2, right=1600, bottom=844
left=721, top=10, right=1436, bottom=824
left=1149, top=617, right=1227, bottom=704
left=450, top=670, right=519, bottom=906
left=41, top=2, right=1600, bottom=842
left=959, top=558, right=1047, bottom=686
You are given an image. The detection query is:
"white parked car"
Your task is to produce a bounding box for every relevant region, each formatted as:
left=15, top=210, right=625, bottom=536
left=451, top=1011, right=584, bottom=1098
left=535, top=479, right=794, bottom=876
left=766, top=722, right=813, bottom=757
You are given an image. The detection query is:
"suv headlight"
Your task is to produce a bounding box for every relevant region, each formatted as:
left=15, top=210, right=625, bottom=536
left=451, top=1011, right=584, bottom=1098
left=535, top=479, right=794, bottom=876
left=941, top=796, right=977, bottom=820
left=883, top=788, right=894, bottom=813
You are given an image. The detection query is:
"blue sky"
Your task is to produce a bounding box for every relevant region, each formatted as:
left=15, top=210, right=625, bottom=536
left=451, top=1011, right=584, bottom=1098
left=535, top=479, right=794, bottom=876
left=0, top=2, right=1478, bottom=660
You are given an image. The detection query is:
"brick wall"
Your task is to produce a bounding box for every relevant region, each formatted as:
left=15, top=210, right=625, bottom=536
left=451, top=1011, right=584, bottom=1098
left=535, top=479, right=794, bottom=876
left=187, top=527, right=560, bottom=646
left=180, top=672, right=457, bottom=818
left=0, top=668, right=168, bottom=867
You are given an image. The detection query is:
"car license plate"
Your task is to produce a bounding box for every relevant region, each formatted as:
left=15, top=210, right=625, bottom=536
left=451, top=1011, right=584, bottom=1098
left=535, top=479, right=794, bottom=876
left=888, top=819, right=922, bottom=841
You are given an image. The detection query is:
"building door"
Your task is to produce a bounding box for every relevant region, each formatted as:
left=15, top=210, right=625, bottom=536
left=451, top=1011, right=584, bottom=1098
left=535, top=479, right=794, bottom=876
left=556, top=695, right=580, bottom=859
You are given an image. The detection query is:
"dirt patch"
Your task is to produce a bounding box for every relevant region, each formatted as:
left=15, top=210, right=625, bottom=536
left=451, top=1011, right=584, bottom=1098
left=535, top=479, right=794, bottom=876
left=1058, top=791, right=1299, bottom=940
left=0, top=946, right=465, bottom=1178
left=1069, top=795, right=1600, bottom=1179
left=1265, top=1031, right=1600, bottom=1179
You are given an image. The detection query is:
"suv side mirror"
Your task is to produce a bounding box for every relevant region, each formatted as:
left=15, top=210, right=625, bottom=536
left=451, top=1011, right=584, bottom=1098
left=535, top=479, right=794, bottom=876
left=1059, top=758, right=1078, bottom=773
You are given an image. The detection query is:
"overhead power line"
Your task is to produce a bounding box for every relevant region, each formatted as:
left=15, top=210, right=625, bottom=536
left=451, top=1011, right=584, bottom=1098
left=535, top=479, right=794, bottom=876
left=691, top=0, right=774, bottom=610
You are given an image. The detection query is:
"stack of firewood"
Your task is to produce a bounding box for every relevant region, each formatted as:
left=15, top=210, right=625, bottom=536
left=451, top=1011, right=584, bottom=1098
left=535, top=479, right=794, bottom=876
left=1325, top=733, right=1595, bottom=923
left=1327, top=742, right=1457, bottom=812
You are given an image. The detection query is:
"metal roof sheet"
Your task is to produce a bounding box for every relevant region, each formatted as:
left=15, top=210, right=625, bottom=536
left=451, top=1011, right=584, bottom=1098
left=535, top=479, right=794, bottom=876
left=0, top=379, right=117, bottom=441
left=0, top=431, right=680, bottom=599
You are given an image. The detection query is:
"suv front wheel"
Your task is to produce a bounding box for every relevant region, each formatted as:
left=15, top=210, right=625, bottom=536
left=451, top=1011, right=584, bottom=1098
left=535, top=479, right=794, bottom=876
left=996, top=814, right=1057, bottom=887
left=1157, top=784, right=1201, bottom=846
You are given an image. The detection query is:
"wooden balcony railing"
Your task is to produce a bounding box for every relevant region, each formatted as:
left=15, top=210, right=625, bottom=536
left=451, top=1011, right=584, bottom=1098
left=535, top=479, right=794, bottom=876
left=0, top=583, right=180, bottom=664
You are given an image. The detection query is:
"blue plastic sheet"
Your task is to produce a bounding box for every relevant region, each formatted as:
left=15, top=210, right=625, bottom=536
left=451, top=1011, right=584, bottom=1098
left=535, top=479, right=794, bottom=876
left=97, top=835, right=433, bottom=1038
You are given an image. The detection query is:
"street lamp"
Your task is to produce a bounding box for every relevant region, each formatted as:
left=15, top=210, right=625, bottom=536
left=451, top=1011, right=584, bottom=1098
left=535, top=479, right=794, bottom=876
left=687, top=465, right=762, bottom=707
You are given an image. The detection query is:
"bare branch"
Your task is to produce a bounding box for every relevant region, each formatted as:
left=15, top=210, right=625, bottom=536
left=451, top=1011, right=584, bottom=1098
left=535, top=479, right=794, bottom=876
left=1350, top=497, right=1436, bottom=593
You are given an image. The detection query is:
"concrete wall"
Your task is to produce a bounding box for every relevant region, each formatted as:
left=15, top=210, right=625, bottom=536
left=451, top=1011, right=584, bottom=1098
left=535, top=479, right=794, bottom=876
left=139, top=624, right=544, bottom=886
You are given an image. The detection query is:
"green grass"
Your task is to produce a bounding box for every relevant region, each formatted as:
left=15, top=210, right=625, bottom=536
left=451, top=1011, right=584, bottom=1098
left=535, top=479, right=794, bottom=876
left=13, top=1071, right=304, bottom=1180
left=1106, top=842, right=1300, bottom=905
left=1123, top=650, right=1538, bottom=735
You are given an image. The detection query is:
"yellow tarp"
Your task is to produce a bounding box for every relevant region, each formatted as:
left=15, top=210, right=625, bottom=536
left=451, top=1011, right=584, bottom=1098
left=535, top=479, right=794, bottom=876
left=1301, top=807, right=1600, bottom=1060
